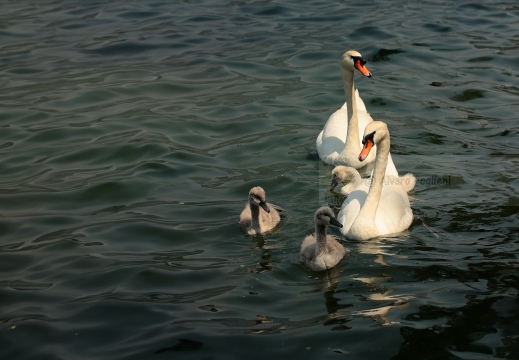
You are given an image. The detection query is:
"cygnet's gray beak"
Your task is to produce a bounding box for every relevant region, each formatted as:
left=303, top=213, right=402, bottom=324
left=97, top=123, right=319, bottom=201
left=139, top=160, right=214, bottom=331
left=330, top=178, right=339, bottom=191
left=330, top=216, right=343, bottom=228
left=259, top=201, right=270, bottom=213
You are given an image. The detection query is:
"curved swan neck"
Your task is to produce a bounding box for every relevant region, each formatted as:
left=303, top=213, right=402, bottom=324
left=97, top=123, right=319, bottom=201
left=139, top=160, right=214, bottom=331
left=316, top=224, right=328, bottom=254
left=340, top=65, right=361, bottom=159
left=360, top=133, right=390, bottom=222
left=342, top=67, right=356, bottom=122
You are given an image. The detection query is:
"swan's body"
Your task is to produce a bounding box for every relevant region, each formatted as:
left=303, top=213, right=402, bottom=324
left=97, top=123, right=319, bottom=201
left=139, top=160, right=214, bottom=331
left=239, top=186, right=280, bottom=235
left=316, top=50, right=377, bottom=168
left=316, top=50, right=415, bottom=191
left=299, top=206, right=346, bottom=271
left=338, top=121, right=413, bottom=240
left=316, top=94, right=381, bottom=168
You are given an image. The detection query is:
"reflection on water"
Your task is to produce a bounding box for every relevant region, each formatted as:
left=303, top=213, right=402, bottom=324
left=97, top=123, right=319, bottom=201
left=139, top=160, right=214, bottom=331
left=352, top=282, right=411, bottom=327
left=346, top=237, right=412, bottom=326
left=315, top=267, right=353, bottom=330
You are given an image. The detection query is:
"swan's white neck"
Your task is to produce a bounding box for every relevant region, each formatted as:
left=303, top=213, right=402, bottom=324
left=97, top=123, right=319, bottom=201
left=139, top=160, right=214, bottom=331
left=339, top=66, right=362, bottom=166
left=316, top=224, right=328, bottom=254
left=351, top=131, right=389, bottom=238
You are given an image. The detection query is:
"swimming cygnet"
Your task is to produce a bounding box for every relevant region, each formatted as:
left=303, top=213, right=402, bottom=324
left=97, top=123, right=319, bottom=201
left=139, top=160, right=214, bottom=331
left=299, top=206, right=346, bottom=271
left=239, top=186, right=281, bottom=235
left=330, top=165, right=364, bottom=196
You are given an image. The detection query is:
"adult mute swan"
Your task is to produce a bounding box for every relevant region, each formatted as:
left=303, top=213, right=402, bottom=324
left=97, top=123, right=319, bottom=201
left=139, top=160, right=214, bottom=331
left=337, top=121, right=413, bottom=240
left=299, top=206, right=346, bottom=271
left=239, top=186, right=281, bottom=235
left=316, top=50, right=414, bottom=191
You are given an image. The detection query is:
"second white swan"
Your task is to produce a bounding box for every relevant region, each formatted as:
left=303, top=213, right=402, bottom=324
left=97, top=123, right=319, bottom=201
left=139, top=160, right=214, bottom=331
left=337, top=121, right=413, bottom=240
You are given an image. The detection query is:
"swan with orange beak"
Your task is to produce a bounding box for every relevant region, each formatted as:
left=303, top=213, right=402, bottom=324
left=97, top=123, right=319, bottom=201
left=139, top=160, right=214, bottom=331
left=337, top=121, right=414, bottom=240
left=316, top=50, right=415, bottom=192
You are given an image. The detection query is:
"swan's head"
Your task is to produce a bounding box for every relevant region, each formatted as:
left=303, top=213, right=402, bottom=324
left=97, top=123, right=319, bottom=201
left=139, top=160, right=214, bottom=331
left=249, top=186, right=270, bottom=213
left=330, top=166, right=358, bottom=191
left=359, top=121, right=389, bottom=161
left=341, top=50, right=372, bottom=78
left=315, top=206, right=343, bottom=228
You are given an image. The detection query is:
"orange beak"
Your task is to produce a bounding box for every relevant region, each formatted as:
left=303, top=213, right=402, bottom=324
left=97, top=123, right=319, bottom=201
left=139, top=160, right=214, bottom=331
left=354, top=59, right=372, bottom=78
left=358, top=139, right=374, bottom=161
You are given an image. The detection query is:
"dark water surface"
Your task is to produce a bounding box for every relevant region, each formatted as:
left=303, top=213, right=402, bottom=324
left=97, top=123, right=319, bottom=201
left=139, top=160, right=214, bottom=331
left=1, top=1, right=518, bottom=359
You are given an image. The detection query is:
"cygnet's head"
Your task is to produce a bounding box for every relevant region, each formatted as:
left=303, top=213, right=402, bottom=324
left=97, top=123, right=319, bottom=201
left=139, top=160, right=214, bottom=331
left=359, top=121, right=389, bottom=161
left=249, top=186, right=270, bottom=213
left=330, top=165, right=358, bottom=191
left=315, top=206, right=343, bottom=228
left=341, top=50, right=372, bottom=77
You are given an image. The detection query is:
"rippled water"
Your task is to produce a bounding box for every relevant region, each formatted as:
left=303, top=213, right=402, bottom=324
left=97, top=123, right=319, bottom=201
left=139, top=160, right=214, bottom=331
left=1, top=1, right=518, bottom=359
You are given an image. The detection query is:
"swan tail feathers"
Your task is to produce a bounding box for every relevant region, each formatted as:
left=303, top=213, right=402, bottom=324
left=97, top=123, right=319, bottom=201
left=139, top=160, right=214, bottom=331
left=400, top=173, right=416, bottom=193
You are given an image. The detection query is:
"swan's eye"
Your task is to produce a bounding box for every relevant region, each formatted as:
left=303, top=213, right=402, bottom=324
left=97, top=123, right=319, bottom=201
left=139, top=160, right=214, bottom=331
left=362, top=131, right=376, bottom=145
left=351, top=56, right=366, bottom=66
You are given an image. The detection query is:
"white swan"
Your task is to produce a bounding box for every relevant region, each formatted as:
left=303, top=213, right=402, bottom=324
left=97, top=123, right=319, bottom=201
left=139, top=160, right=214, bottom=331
left=331, top=165, right=416, bottom=196
left=299, top=206, right=346, bottom=271
left=338, top=121, right=413, bottom=240
left=239, top=186, right=281, bottom=235
left=316, top=50, right=414, bottom=191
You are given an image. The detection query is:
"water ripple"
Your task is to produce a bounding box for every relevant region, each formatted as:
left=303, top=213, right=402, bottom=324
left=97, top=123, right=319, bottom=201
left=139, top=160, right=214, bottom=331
left=75, top=286, right=237, bottom=304
left=0, top=0, right=518, bottom=359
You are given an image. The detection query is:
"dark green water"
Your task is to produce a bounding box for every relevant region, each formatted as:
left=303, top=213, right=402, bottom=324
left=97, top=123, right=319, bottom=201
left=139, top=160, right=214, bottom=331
left=1, top=1, right=518, bottom=359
